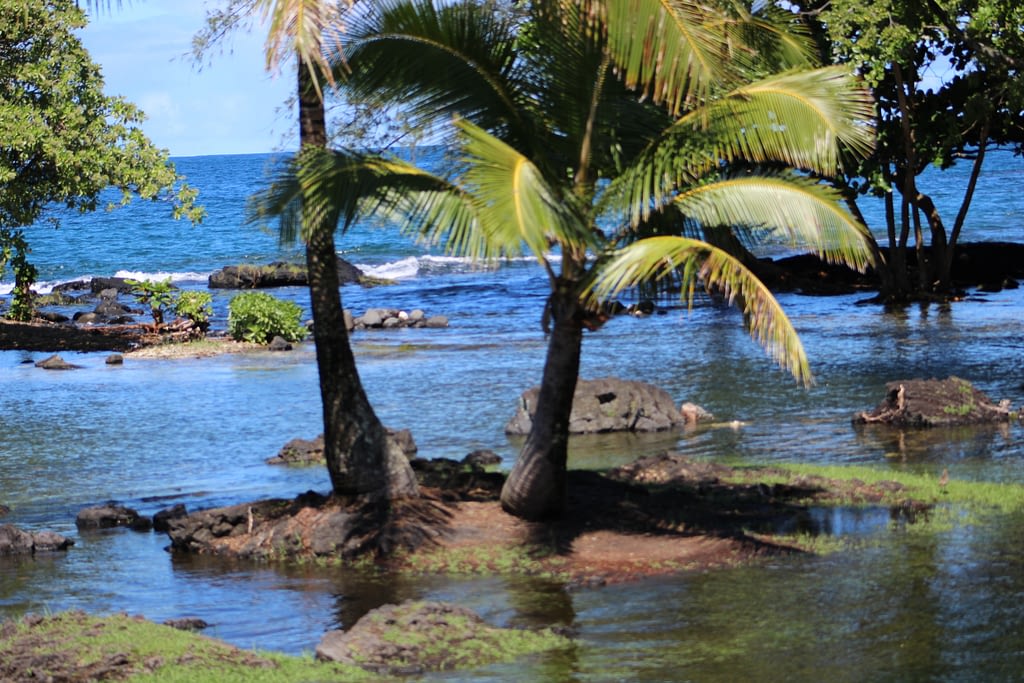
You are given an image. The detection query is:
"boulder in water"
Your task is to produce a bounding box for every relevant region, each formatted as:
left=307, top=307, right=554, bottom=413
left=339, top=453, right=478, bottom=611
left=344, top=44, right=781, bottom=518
left=0, top=524, right=73, bottom=555
left=506, top=377, right=688, bottom=435
left=854, top=376, right=1017, bottom=427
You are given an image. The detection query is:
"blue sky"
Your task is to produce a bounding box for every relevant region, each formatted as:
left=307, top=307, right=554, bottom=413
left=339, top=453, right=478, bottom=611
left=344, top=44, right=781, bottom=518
left=79, top=1, right=295, bottom=158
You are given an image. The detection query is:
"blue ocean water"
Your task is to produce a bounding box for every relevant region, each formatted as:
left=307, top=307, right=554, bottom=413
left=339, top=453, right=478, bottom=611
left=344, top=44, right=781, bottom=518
left=4, top=147, right=1021, bottom=295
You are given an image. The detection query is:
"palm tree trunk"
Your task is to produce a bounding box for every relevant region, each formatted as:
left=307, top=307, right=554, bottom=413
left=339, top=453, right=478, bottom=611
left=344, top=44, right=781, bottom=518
left=298, top=60, right=418, bottom=500
left=500, top=280, right=584, bottom=520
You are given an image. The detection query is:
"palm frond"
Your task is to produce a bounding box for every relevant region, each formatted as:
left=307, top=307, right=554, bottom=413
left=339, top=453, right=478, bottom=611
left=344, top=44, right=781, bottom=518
left=457, top=118, right=592, bottom=263
left=673, top=174, right=874, bottom=271
left=598, top=0, right=734, bottom=116
left=590, top=235, right=812, bottom=385
left=678, top=66, right=876, bottom=175
left=705, top=2, right=818, bottom=72
left=342, top=0, right=527, bottom=142
left=596, top=67, right=874, bottom=228
left=255, top=0, right=347, bottom=90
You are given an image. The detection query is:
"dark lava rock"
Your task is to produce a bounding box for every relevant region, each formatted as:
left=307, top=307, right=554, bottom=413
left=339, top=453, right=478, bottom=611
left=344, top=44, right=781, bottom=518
left=36, top=311, right=70, bottom=324
left=208, top=258, right=363, bottom=289
left=267, top=428, right=417, bottom=465
left=506, top=377, right=686, bottom=435
left=76, top=503, right=152, bottom=531
left=350, top=308, right=448, bottom=330
left=462, top=449, right=502, bottom=468
left=266, top=436, right=324, bottom=466
left=854, top=376, right=1017, bottom=427
left=409, top=458, right=504, bottom=500
left=267, top=335, right=293, bottom=351
left=34, top=354, right=82, bottom=370
left=165, top=492, right=357, bottom=559
left=105, top=354, right=124, bottom=365
left=609, top=451, right=733, bottom=487
left=89, top=277, right=134, bottom=294
left=152, top=504, right=189, bottom=533
left=0, top=524, right=74, bottom=555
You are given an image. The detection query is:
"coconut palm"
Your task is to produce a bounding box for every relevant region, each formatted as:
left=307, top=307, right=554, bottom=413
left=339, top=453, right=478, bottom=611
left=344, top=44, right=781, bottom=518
left=209, top=0, right=419, bottom=499
left=260, top=0, right=876, bottom=520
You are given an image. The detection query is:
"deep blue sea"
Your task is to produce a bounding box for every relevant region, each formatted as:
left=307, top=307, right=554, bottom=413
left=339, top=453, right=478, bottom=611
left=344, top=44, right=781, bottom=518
left=1, top=150, right=1024, bottom=679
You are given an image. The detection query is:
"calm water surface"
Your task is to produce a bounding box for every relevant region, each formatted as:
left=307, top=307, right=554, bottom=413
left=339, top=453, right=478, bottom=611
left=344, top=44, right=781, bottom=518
left=1, top=152, right=1022, bottom=680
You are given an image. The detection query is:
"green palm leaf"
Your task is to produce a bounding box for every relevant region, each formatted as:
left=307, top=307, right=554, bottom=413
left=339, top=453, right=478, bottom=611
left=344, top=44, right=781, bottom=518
left=684, top=66, right=876, bottom=174
left=456, top=118, right=592, bottom=263
left=601, top=66, right=875, bottom=228
left=342, top=0, right=527, bottom=142
left=599, top=0, right=733, bottom=115
left=673, top=175, right=873, bottom=271
left=591, top=235, right=812, bottom=385
left=255, top=0, right=346, bottom=91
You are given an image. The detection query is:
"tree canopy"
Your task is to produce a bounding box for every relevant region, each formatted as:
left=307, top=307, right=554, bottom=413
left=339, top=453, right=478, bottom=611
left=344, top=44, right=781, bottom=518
left=0, top=0, right=202, bottom=317
left=796, top=0, right=1024, bottom=298
left=0, top=0, right=202, bottom=227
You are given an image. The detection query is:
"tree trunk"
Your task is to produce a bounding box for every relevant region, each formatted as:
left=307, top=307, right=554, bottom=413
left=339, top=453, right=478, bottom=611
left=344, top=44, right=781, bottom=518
left=298, top=60, right=418, bottom=500
left=500, top=280, right=584, bottom=520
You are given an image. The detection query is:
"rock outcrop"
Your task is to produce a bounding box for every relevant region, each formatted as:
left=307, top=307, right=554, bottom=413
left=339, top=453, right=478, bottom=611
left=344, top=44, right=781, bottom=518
left=267, top=428, right=418, bottom=465
left=208, top=258, right=363, bottom=289
left=506, top=377, right=689, bottom=435
left=315, top=601, right=569, bottom=674
left=854, top=376, right=1017, bottom=427
left=34, top=354, right=82, bottom=370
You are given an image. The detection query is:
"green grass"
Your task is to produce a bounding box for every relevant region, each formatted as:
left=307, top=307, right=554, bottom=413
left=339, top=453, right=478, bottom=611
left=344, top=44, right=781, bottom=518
left=0, top=611, right=372, bottom=682
left=761, top=462, right=1024, bottom=512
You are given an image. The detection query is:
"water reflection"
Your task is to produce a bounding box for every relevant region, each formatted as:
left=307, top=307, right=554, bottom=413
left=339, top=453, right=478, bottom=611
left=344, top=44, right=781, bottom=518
left=854, top=422, right=1017, bottom=469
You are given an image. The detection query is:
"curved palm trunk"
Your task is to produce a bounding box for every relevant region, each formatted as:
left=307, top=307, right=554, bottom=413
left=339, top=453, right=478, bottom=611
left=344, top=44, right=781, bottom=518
left=500, top=282, right=584, bottom=520
left=299, top=61, right=418, bottom=500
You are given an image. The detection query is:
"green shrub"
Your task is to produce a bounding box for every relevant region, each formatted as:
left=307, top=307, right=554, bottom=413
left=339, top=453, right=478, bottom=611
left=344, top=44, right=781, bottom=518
left=173, top=290, right=213, bottom=330
left=126, top=277, right=175, bottom=326
left=228, top=291, right=307, bottom=343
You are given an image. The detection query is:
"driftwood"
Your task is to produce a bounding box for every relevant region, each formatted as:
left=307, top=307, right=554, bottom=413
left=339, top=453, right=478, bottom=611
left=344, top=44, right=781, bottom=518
left=854, top=377, right=1017, bottom=427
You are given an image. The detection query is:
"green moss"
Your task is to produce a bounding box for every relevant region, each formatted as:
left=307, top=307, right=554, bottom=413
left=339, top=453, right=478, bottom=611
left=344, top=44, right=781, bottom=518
left=0, top=611, right=372, bottom=682
left=357, top=275, right=398, bottom=287
left=345, top=602, right=570, bottom=672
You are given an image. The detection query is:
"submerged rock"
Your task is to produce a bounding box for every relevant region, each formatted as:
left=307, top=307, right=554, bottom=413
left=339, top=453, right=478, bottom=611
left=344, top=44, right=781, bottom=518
left=34, top=354, right=82, bottom=370
left=76, top=503, right=152, bottom=531
left=506, top=377, right=689, bottom=435
left=854, top=376, right=1017, bottom=427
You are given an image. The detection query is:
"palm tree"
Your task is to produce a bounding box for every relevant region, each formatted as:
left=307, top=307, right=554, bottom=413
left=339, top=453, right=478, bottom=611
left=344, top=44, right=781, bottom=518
left=249, top=0, right=419, bottom=499
left=263, top=0, right=876, bottom=520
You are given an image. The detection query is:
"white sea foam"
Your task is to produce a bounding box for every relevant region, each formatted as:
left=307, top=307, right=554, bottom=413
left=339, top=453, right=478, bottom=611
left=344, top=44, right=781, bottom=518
left=0, top=278, right=81, bottom=296
left=0, top=271, right=211, bottom=297
left=356, top=256, right=422, bottom=280
left=354, top=253, right=556, bottom=280
left=113, top=270, right=210, bottom=284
